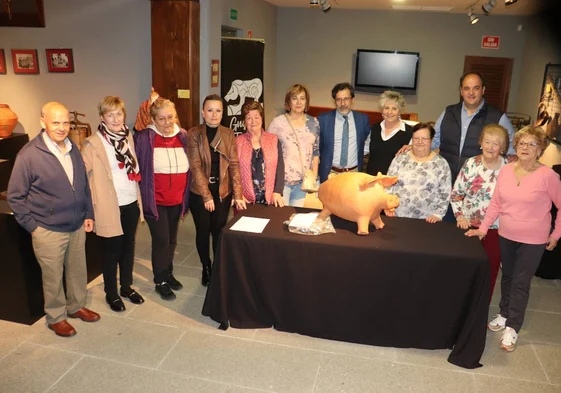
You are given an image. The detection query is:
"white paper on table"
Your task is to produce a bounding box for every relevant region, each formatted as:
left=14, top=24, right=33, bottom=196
left=230, top=216, right=270, bottom=233
left=288, top=212, right=319, bottom=229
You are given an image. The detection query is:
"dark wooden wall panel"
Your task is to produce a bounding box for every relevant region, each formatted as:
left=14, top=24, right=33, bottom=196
left=151, top=0, right=200, bottom=130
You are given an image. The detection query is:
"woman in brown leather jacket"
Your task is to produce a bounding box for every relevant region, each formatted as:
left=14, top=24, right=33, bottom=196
left=186, top=94, right=246, bottom=286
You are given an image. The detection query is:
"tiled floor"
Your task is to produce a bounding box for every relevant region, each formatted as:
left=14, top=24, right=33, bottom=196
left=2, top=216, right=561, bottom=392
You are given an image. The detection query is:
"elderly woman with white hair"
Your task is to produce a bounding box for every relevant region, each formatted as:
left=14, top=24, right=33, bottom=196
left=366, top=90, right=413, bottom=175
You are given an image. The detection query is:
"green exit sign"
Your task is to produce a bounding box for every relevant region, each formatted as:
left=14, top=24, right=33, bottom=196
left=230, top=8, right=238, bottom=20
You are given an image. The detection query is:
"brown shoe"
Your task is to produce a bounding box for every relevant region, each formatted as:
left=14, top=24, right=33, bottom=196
left=68, top=307, right=101, bottom=322
left=48, top=320, right=77, bottom=337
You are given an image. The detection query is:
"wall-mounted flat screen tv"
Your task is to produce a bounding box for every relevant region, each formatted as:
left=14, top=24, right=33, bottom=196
left=354, top=49, right=420, bottom=92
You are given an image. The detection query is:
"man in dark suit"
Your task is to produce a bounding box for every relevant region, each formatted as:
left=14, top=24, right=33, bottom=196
left=318, top=82, right=371, bottom=183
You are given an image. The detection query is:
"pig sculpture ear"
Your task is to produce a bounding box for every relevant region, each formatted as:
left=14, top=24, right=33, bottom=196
left=359, top=173, right=398, bottom=191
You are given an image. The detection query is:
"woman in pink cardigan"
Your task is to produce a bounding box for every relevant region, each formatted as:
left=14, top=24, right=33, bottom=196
left=466, top=125, right=561, bottom=352
left=236, top=101, right=285, bottom=206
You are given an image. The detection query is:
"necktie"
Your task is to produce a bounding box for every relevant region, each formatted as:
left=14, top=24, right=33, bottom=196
left=340, top=115, right=349, bottom=168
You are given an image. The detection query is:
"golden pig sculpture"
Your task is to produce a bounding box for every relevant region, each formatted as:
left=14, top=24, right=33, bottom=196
left=317, top=172, right=400, bottom=235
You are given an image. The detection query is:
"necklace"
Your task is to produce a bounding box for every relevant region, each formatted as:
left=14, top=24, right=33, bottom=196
left=515, top=162, right=537, bottom=186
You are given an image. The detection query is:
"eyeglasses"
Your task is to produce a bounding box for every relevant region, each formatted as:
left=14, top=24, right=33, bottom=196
left=335, top=97, right=352, bottom=104
left=517, top=141, right=538, bottom=148
left=412, top=137, right=431, bottom=142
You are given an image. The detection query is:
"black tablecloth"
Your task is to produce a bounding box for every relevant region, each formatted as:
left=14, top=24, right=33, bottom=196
left=202, top=204, right=490, bottom=369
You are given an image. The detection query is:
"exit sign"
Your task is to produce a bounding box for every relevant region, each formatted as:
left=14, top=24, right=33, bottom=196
left=230, top=8, right=238, bottom=20
left=482, top=36, right=500, bottom=49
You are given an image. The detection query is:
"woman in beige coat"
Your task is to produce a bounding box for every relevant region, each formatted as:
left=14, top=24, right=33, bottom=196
left=82, top=96, right=144, bottom=312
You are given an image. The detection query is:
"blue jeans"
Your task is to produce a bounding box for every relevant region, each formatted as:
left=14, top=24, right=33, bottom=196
left=283, top=183, right=307, bottom=207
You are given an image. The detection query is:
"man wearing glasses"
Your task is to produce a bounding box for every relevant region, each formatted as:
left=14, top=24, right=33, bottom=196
left=318, top=82, right=371, bottom=183
left=433, top=72, right=515, bottom=183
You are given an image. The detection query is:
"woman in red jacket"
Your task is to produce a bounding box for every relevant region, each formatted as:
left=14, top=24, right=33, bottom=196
left=236, top=101, right=284, bottom=206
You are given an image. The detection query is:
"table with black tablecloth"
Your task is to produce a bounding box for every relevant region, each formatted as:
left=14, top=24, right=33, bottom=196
left=202, top=204, right=490, bottom=369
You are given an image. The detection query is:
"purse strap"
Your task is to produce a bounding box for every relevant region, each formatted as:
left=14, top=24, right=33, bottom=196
left=284, top=114, right=308, bottom=177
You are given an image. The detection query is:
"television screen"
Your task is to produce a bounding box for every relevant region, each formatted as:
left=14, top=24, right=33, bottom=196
left=355, top=50, right=420, bottom=92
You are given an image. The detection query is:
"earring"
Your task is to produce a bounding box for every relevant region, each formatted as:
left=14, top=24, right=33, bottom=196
left=480, top=146, right=482, bottom=150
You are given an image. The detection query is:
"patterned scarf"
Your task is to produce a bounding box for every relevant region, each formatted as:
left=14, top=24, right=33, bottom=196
left=98, top=121, right=141, bottom=182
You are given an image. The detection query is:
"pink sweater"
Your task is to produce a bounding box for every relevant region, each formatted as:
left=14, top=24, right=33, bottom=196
left=479, top=163, right=561, bottom=244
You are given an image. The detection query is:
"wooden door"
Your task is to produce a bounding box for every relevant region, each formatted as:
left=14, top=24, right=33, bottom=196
left=464, top=56, right=514, bottom=112
left=151, top=0, right=200, bottom=129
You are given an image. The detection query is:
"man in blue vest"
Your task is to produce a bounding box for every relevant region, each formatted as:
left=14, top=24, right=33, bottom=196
left=433, top=72, right=515, bottom=183
left=318, top=82, right=371, bottom=183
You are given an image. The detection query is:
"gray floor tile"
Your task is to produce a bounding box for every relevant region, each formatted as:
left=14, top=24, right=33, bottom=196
left=253, top=328, right=395, bottom=362
left=160, top=330, right=321, bottom=393
left=534, top=343, right=561, bottom=385
left=48, top=355, right=227, bottom=393
left=532, top=277, right=561, bottom=289
left=527, top=287, right=561, bottom=313
left=224, top=387, right=272, bottom=393
left=26, top=313, right=183, bottom=368
left=127, top=290, right=218, bottom=332
left=475, top=334, right=548, bottom=383
left=524, top=310, right=561, bottom=345
left=0, top=320, right=34, bottom=359
left=473, top=374, right=561, bottom=393
left=314, top=353, right=476, bottom=393
left=394, top=347, right=459, bottom=370
left=0, top=343, right=82, bottom=393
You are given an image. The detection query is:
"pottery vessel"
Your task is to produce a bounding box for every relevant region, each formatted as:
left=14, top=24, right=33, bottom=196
left=0, top=104, right=18, bottom=138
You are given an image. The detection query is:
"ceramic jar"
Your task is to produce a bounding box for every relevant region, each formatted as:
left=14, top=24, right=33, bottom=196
left=0, top=104, right=18, bottom=138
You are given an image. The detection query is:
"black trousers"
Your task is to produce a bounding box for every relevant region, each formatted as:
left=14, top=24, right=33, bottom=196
left=498, top=236, right=546, bottom=332
left=145, top=204, right=182, bottom=284
left=190, top=189, right=232, bottom=267
left=101, top=201, right=140, bottom=298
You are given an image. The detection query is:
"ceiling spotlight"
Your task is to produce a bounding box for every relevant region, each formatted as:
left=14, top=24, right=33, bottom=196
left=309, top=0, right=319, bottom=6
left=505, top=0, right=517, bottom=5
left=482, top=0, right=496, bottom=14
left=319, top=0, right=331, bottom=12
left=468, top=9, right=479, bottom=24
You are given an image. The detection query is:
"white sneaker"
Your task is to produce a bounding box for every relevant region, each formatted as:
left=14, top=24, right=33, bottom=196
left=488, top=314, right=506, bottom=332
left=500, top=327, right=518, bottom=352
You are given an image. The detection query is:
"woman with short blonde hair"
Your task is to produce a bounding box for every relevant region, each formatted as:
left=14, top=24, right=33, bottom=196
left=82, top=96, right=144, bottom=312
left=366, top=90, right=413, bottom=175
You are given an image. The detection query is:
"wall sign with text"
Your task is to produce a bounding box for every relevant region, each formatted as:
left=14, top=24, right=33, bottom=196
left=482, top=36, right=500, bottom=49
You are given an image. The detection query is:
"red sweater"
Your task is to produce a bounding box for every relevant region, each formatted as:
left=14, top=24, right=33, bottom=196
left=153, top=134, right=189, bottom=206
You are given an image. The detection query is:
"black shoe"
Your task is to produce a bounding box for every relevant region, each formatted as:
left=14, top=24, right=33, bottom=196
left=201, top=263, right=212, bottom=287
left=168, top=274, right=183, bottom=291
left=155, top=282, right=176, bottom=300
left=105, top=295, right=126, bottom=312
left=120, top=289, right=145, bottom=304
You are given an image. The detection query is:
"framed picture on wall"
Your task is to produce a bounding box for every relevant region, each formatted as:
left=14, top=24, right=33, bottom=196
left=45, top=49, right=74, bottom=73
left=0, top=50, right=6, bottom=74
left=11, top=49, right=39, bottom=74
left=537, top=64, right=561, bottom=144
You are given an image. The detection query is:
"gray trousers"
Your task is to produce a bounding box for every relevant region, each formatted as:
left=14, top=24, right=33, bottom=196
left=32, top=226, right=88, bottom=324
left=499, top=236, right=546, bottom=333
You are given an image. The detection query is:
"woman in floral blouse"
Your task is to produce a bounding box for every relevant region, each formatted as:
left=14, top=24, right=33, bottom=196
left=452, top=124, right=509, bottom=298
left=267, top=84, right=320, bottom=207
left=386, top=123, right=451, bottom=223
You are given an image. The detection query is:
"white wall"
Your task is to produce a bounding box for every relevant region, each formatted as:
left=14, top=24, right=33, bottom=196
left=0, top=0, right=151, bottom=138
left=199, top=0, right=277, bottom=124
left=274, top=8, right=527, bottom=122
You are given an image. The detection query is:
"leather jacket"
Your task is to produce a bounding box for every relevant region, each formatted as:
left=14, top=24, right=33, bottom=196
left=186, top=124, right=242, bottom=202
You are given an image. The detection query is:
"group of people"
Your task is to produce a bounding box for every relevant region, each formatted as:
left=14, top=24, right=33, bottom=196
left=7, top=71, right=561, bottom=354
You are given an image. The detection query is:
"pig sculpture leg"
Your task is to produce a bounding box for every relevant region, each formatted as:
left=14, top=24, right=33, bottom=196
left=317, top=208, right=332, bottom=221
left=357, top=216, right=371, bottom=235
left=371, top=215, right=385, bottom=230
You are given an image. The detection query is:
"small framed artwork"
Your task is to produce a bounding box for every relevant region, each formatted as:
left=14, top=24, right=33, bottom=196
left=0, top=49, right=6, bottom=74
left=11, top=49, right=39, bottom=74
left=45, top=48, right=74, bottom=73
